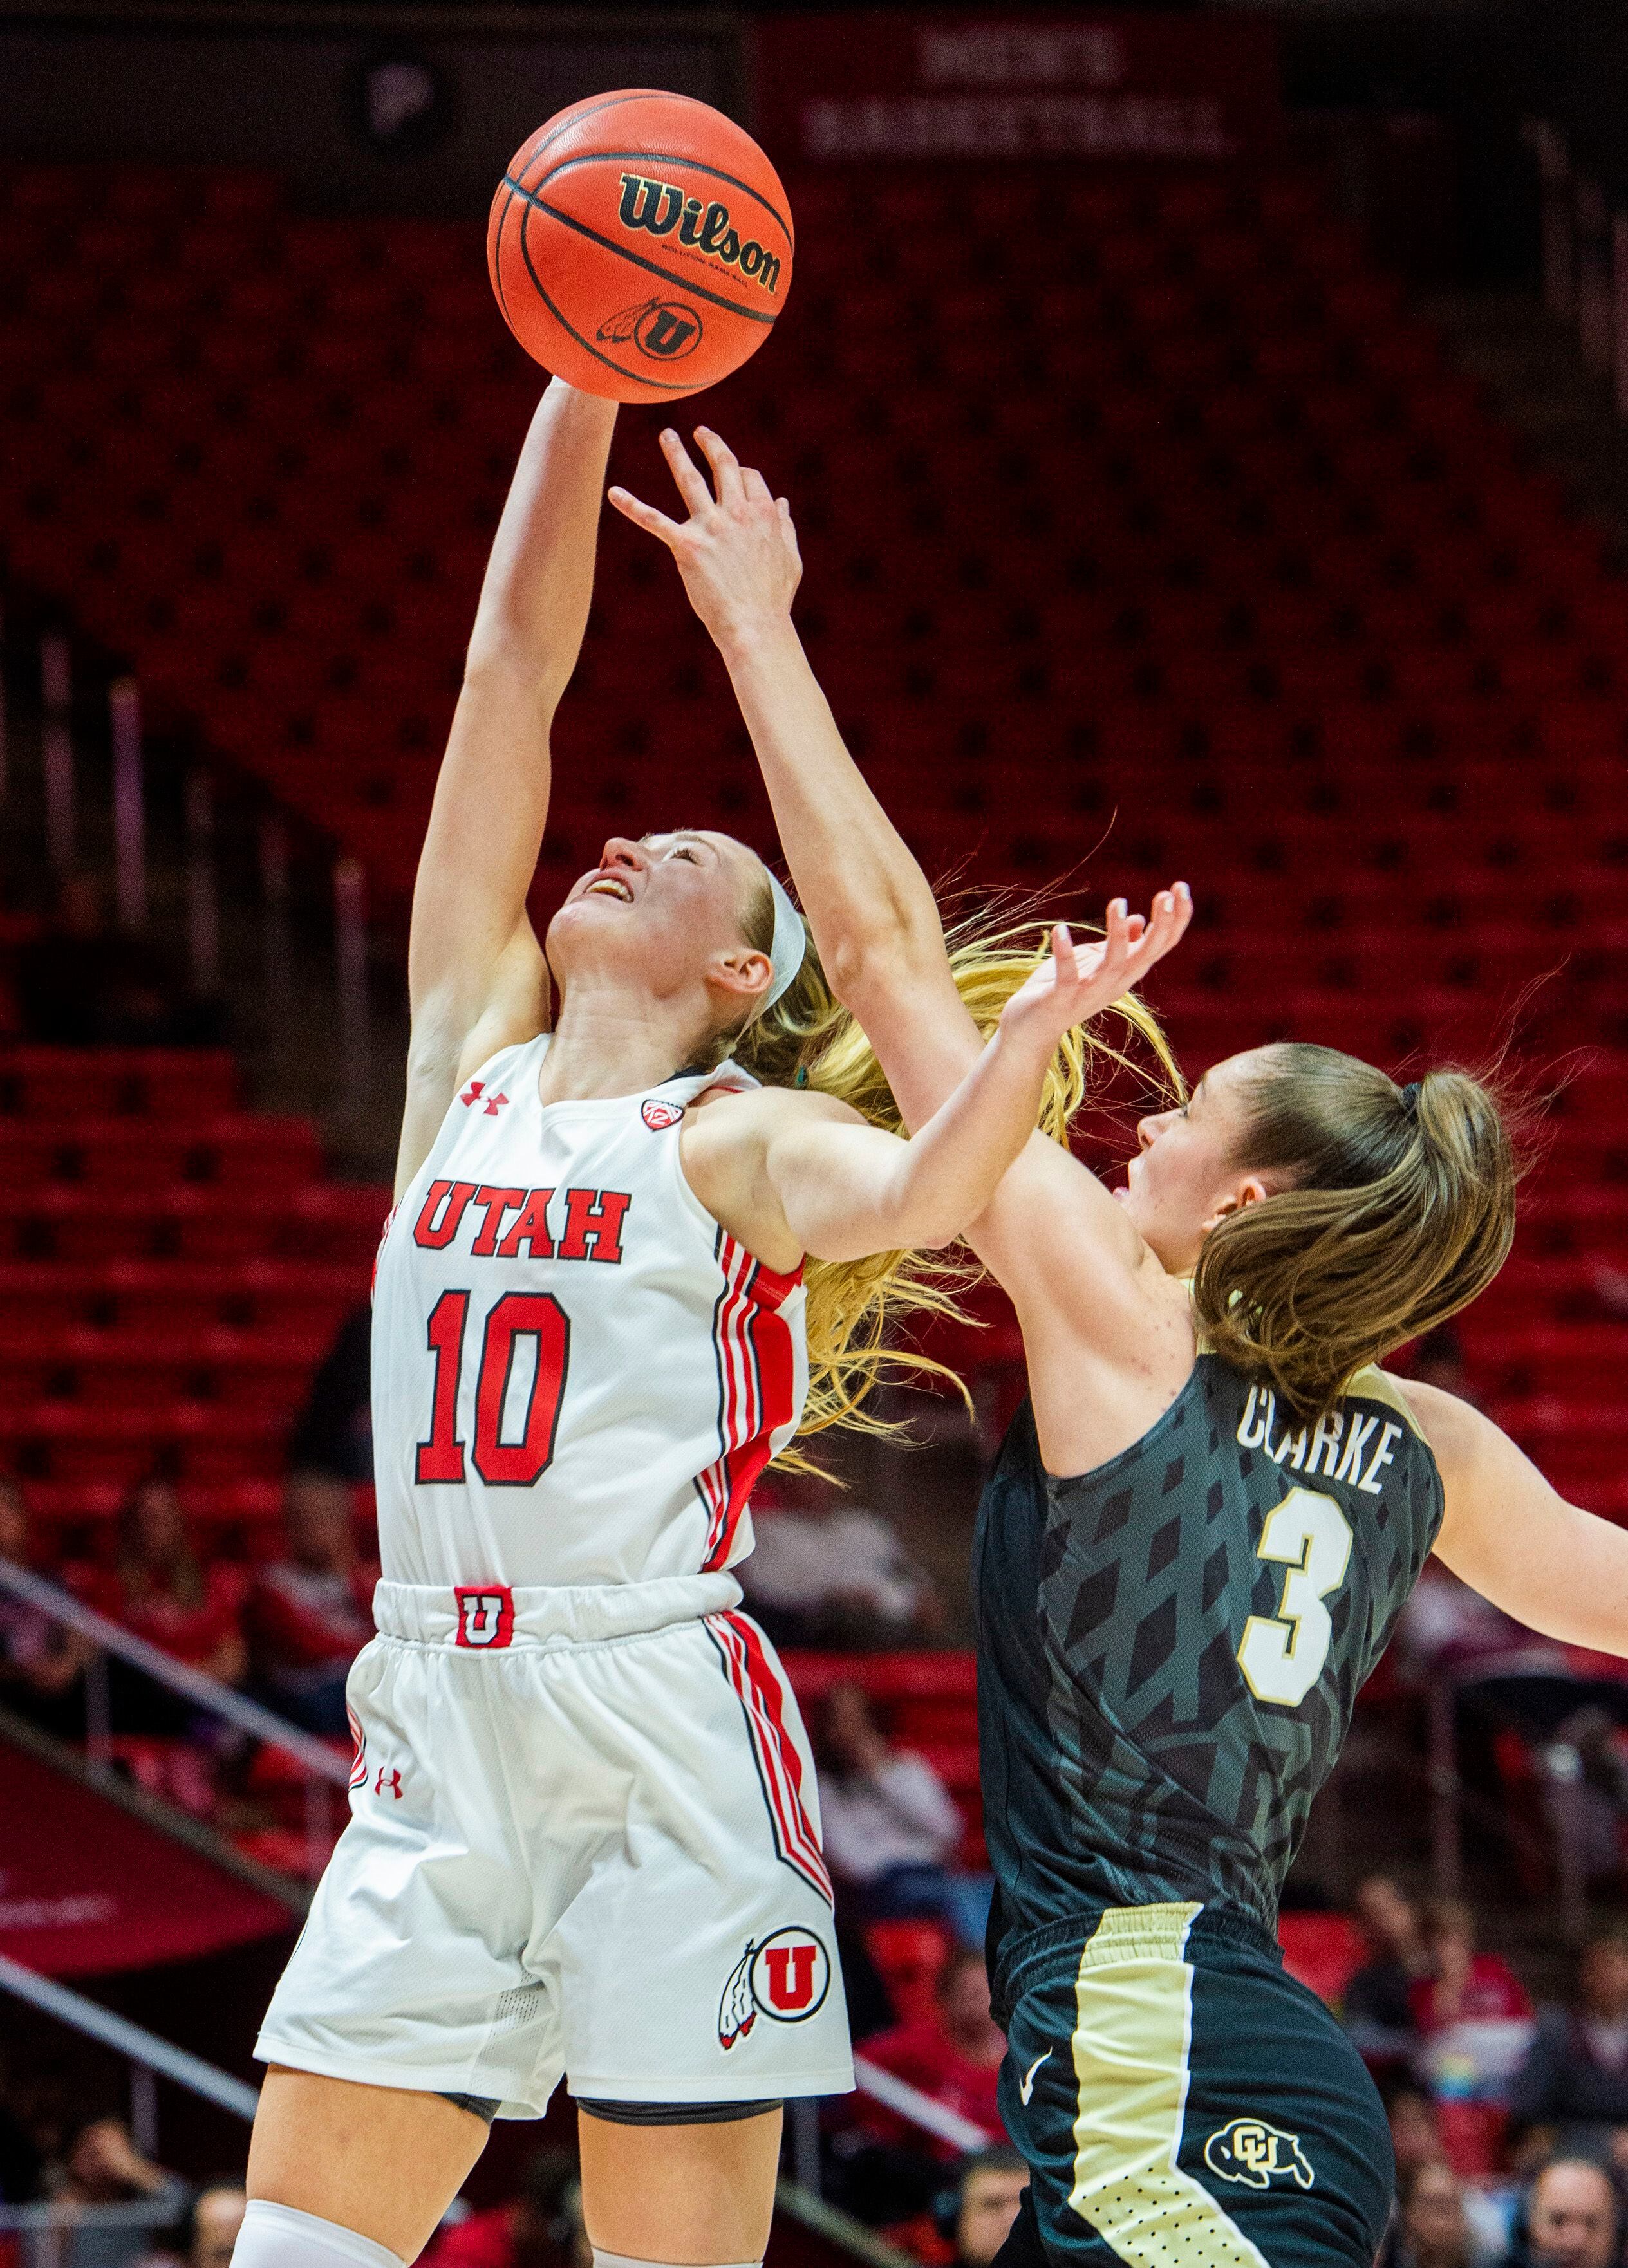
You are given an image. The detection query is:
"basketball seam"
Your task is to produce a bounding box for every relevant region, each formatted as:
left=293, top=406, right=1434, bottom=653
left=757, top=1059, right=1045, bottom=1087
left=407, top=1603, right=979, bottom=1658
left=504, top=178, right=777, bottom=328
left=516, top=196, right=699, bottom=395
left=491, top=183, right=518, bottom=332
left=529, top=149, right=792, bottom=250
left=515, top=91, right=664, bottom=179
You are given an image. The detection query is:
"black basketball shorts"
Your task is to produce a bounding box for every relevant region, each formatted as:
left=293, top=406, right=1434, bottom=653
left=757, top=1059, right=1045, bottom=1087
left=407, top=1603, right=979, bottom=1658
left=993, top=1902, right=1394, bottom=2268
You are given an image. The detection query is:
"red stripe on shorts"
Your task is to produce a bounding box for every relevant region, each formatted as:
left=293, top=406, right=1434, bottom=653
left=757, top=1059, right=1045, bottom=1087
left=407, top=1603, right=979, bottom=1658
left=707, top=1608, right=833, bottom=1905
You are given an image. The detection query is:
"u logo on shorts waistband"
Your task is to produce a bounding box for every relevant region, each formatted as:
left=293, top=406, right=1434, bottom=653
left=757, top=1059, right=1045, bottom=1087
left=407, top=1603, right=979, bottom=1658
left=455, top=1585, right=515, bottom=1648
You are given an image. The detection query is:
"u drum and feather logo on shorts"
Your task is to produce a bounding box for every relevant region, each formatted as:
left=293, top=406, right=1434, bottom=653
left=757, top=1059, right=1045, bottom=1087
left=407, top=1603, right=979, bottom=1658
left=718, top=1926, right=831, bottom=2048
left=1204, top=2119, right=1315, bottom=2192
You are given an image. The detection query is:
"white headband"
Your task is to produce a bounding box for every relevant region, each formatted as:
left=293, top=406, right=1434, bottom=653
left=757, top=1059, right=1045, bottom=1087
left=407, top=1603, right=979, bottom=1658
left=762, top=870, right=807, bottom=1013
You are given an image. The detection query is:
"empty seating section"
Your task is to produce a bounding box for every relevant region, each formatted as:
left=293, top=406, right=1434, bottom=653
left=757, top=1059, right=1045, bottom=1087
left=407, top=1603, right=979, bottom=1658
left=1, top=156, right=1627, bottom=1530
left=0, top=1045, right=386, bottom=1564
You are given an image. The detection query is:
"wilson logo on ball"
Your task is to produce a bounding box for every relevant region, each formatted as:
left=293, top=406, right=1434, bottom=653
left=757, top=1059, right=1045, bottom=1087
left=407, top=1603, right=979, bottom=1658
left=597, top=298, right=704, bottom=361
left=617, top=173, right=784, bottom=295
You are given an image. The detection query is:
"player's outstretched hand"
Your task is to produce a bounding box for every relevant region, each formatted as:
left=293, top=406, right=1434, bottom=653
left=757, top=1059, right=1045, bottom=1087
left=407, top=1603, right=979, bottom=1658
left=607, top=425, right=801, bottom=652
left=999, top=888, right=1193, bottom=1053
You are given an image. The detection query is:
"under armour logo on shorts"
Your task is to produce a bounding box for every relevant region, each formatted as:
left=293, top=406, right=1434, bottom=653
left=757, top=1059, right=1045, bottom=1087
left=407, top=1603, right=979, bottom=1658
left=454, top=1585, right=515, bottom=1648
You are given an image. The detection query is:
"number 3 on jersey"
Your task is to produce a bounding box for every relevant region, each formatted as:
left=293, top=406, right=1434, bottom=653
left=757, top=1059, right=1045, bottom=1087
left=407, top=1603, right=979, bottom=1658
left=416, top=1290, right=570, bottom=1487
left=1237, top=1487, right=1354, bottom=1707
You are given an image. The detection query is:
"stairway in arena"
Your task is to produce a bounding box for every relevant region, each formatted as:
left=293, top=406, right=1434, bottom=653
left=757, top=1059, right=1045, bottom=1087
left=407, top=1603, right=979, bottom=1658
left=1, top=152, right=1627, bottom=1531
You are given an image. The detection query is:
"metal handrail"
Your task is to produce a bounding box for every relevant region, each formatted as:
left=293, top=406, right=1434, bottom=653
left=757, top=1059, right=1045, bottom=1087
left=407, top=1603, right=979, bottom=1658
left=0, top=1556, right=349, bottom=1783
left=852, top=2056, right=995, bottom=2152
left=0, top=1953, right=261, bottom=2121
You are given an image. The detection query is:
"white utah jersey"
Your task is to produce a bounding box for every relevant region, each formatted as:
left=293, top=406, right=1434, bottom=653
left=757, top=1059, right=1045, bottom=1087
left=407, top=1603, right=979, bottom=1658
left=372, top=1035, right=809, bottom=1590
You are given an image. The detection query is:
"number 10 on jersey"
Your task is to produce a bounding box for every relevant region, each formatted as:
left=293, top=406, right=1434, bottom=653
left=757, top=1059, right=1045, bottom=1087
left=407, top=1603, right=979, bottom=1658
left=417, top=1290, right=571, bottom=1486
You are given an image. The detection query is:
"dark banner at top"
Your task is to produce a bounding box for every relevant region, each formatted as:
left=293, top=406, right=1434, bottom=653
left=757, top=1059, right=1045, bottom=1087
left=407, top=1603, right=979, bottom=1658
left=753, top=13, right=1281, bottom=167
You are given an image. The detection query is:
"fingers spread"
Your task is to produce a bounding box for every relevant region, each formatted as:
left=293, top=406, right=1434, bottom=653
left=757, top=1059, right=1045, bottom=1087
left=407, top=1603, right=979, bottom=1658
left=741, top=465, right=773, bottom=503
left=659, top=426, right=715, bottom=516
left=692, top=424, right=745, bottom=507
left=606, top=486, right=682, bottom=544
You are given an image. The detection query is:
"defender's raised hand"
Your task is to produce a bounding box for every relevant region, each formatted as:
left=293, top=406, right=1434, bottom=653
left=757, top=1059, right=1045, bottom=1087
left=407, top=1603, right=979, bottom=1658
left=1000, top=889, right=1193, bottom=1055
left=608, top=425, right=801, bottom=653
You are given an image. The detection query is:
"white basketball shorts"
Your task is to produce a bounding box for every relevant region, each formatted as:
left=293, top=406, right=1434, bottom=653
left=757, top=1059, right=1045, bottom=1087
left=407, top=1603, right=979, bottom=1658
left=256, top=1575, right=854, bottom=2117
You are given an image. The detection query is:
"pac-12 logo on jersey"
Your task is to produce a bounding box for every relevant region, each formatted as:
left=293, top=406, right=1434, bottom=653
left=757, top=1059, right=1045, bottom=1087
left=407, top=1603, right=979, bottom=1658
left=641, top=1098, right=686, bottom=1131
left=454, top=1585, right=515, bottom=1649
left=718, top=1926, right=831, bottom=2047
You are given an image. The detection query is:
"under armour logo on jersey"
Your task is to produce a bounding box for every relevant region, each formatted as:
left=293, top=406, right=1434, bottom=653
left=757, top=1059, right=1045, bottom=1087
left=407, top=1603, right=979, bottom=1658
left=454, top=1584, right=515, bottom=1649
left=374, top=1767, right=404, bottom=1800
left=460, top=1081, right=510, bottom=1115
left=641, top=1097, right=685, bottom=1131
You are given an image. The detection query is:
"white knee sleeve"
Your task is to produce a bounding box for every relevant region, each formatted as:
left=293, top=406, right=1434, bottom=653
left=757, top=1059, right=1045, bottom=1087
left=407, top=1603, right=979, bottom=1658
left=593, top=2253, right=760, bottom=2268
left=234, top=2201, right=405, bottom=2268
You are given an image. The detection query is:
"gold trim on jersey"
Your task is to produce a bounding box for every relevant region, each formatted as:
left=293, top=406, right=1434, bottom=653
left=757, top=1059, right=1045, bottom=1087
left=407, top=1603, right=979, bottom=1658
left=1344, top=1365, right=1427, bottom=1440
left=1069, top=1904, right=1270, bottom=2268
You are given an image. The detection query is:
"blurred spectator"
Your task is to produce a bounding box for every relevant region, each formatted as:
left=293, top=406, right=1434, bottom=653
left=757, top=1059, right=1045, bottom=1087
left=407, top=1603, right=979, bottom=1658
left=81, top=1481, right=246, bottom=1689
left=816, top=1683, right=981, bottom=1940
left=1385, top=2159, right=1485, bottom=2268
left=877, top=2142, right=1027, bottom=2265
left=46, top=2118, right=190, bottom=2268
left=739, top=1470, right=943, bottom=1649
left=16, top=873, right=217, bottom=1048
left=1503, top=2158, right=1622, bottom=2268
left=862, top=1946, right=1007, bottom=2164
left=0, top=1476, right=92, bottom=1738
left=247, top=1473, right=377, bottom=1736
left=942, top=2148, right=1029, bottom=2268
left=71, top=1481, right=246, bottom=1740
left=1512, top=1931, right=1628, bottom=2164
left=1412, top=1901, right=1534, bottom=2179
left=422, top=2150, right=587, bottom=2268
left=1392, top=2087, right=1451, bottom=2180
left=186, top=2184, right=247, bottom=2268
left=1347, top=1874, right=1429, bottom=2067
left=289, top=1308, right=373, bottom=1485
left=1412, top=1900, right=1533, bottom=2038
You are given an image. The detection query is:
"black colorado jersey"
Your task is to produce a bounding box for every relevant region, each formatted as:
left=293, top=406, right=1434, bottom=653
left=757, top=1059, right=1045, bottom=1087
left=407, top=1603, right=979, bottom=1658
left=975, top=1356, right=1443, bottom=1982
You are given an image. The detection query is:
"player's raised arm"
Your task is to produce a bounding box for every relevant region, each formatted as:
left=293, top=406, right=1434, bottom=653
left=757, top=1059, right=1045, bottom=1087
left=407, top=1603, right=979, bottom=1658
left=1405, top=1379, right=1628, bottom=1655
left=611, top=425, right=1192, bottom=1341
left=609, top=425, right=969, bottom=1101
left=689, top=921, right=1160, bottom=1266
left=398, top=378, right=618, bottom=1196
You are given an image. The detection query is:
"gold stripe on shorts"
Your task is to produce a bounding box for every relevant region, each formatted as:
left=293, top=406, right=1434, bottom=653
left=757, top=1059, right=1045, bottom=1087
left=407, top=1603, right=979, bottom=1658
left=1069, top=1902, right=1269, bottom=2268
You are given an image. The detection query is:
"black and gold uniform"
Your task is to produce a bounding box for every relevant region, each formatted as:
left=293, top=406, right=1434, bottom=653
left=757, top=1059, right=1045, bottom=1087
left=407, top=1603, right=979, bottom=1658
left=977, top=1357, right=1443, bottom=2268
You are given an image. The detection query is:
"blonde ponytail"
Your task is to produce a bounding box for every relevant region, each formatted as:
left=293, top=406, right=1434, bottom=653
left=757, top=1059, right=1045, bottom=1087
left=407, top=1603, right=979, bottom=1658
left=729, top=906, right=1181, bottom=1443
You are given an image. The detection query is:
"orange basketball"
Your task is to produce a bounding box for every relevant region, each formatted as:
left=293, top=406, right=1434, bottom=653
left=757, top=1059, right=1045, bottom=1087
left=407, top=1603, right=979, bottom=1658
left=487, top=90, right=794, bottom=405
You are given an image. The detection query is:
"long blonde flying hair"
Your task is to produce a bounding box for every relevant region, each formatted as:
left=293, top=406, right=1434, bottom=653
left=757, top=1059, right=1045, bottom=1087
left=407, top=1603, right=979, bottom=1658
left=713, top=882, right=1182, bottom=1445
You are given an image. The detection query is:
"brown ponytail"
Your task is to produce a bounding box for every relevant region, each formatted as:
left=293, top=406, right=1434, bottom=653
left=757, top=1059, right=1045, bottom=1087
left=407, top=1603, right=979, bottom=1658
left=1192, top=1043, right=1520, bottom=1421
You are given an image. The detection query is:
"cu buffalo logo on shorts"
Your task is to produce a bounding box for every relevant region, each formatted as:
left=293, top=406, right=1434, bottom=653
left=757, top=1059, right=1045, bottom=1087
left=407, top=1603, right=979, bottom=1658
left=596, top=297, right=704, bottom=362
left=1204, top=2119, right=1315, bottom=2192
left=718, top=1927, right=832, bottom=2048
left=641, top=1097, right=686, bottom=1131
